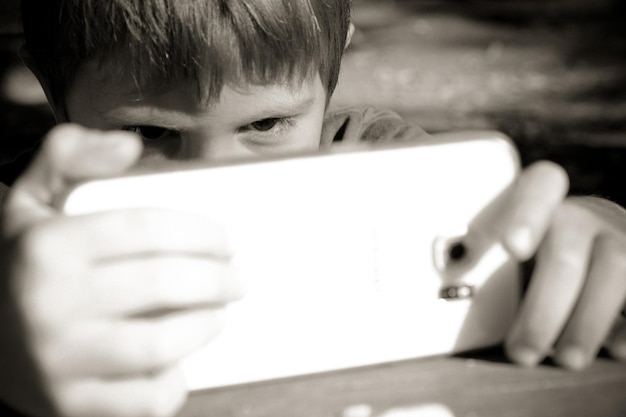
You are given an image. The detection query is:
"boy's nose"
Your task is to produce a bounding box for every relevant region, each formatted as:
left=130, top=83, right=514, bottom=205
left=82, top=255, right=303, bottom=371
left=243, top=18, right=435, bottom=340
left=182, top=133, right=254, bottom=162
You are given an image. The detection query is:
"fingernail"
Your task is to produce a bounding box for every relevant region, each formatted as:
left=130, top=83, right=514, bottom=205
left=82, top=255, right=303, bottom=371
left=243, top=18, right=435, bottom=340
left=508, top=345, right=541, bottom=367
left=556, top=346, right=587, bottom=370
left=378, top=404, right=455, bottom=417
left=506, top=227, right=533, bottom=259
left=341, top=404, right=372, bottom=417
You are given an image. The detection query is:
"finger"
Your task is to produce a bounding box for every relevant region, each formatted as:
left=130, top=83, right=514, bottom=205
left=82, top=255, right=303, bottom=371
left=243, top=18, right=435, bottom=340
left=505, top=203, right=594, bottom=366
left=43, top=308, right=224, bottom=377
left=88, top=255, right=244, bottom=315
left=37, top=208, right=235, bottom=261
left=4, top=125, right=141, bottom=235
left=55, top=365, right=186, bottom=417
left=553, top=235, right=626, bottom=369
left=11, top=210, right=239, bottom=333
left=502, top=160, right=569, bottom=261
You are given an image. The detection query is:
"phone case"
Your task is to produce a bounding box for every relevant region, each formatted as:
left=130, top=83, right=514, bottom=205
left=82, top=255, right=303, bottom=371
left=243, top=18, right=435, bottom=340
left=60, top=131, right=521, bottom=390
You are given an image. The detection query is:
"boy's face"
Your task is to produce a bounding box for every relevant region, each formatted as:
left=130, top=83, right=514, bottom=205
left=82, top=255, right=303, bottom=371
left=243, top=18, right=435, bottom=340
left=64, top=60, right=328, bottom=165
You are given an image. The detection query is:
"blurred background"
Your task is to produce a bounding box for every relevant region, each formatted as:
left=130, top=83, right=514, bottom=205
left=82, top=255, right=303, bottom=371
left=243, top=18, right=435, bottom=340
left=1, top=0, right=625, bottom=203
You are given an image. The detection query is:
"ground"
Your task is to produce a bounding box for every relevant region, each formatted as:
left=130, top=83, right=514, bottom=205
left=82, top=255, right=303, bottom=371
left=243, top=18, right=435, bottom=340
left=1, top=1, right=625, bottom=202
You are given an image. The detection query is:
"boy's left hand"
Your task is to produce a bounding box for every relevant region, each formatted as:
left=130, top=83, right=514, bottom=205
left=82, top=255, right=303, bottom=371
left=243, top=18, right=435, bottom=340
left=498, top=161, right=626, bottom=369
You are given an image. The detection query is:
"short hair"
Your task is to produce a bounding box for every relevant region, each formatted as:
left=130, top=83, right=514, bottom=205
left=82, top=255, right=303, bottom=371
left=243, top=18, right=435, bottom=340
left=21, top=0, right=352, bottom=115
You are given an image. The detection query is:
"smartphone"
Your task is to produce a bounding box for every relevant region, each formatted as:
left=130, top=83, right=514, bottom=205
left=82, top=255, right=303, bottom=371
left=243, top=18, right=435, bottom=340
left=60, top=131, right=521, bottom=390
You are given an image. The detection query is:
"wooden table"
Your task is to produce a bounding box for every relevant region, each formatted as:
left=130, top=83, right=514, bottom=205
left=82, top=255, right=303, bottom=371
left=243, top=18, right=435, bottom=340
left=179, top=347, right=626, bottom=417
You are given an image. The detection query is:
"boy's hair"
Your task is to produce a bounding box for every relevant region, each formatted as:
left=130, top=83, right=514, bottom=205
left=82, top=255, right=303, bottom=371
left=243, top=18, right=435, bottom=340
left=21, top=0, right=352, bottom=114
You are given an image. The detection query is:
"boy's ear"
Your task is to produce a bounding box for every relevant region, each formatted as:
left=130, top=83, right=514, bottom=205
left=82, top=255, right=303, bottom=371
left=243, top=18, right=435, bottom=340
left=18, top=45, right=66, bottom=122
left=345, top=22, right=355, bottom=50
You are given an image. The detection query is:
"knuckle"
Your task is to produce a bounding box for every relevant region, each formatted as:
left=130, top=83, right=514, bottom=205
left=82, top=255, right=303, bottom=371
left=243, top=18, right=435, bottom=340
left=122, top=208, right=170, bottom=238
left=54, top=370, right=186, bottom=417
left=556, top=199, right=588, bottom=222
left=22, top=293, right=57, bottom=336
left=550, top=238, right=578, bottom=261
left=548, top=248, right=585, bottom=274
left=151, top=274, right=172, bottom=307
left=145, top=372, right=187, bottom=417
left=51, top=382, right=89, bottom=417
left=123, top=368, right=187, bottom=417
left=12, top=227, right=66, bottom=331
left=51, top=388, right=73, bottom=417
left=113, top=208, right=145, bottom=230
left=606, top=243, right=626, bottom=272
left=131, top=208, right=160, bottom=228
left=552, top=200, right=596, bottom=235
left=17, top=224, right=55, bottom=269
left=136, top=327, right=177, bottom=368
left=36, top=342, right=69, bottom=382
left=598, top=234, right=626, bottom=265
left=149, top=261, right=181, bottom=305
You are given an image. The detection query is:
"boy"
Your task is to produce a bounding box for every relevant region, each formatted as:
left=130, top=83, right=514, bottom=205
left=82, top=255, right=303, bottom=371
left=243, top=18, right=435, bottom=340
left=1, top=1, right=625, bottom=416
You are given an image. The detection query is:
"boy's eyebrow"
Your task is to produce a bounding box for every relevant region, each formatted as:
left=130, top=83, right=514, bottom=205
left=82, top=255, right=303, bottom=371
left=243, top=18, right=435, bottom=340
left=243, top=96, right=317, bottom=119
left=97, top=95, right=318, bottom=128
left=98, top=107, right=192, bottom=129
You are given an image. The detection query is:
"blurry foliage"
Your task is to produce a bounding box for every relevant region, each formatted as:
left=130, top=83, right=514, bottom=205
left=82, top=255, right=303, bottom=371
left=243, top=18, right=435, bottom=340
left=342, top=0, right=626, bottom=205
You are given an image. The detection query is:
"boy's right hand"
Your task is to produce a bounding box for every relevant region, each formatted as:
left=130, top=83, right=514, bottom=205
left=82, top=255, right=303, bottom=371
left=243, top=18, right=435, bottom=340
left=0, top=125, right=244, bottom=417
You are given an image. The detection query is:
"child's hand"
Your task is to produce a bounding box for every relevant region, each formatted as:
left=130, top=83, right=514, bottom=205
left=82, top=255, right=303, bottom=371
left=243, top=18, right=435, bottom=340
left=499, top=161, right=626, bottom=369
left=0, top=125, right=244, bottom=417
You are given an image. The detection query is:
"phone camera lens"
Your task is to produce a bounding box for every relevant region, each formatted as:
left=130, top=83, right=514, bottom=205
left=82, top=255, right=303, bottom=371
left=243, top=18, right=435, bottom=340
left=448, top=241, right=466, bottom=261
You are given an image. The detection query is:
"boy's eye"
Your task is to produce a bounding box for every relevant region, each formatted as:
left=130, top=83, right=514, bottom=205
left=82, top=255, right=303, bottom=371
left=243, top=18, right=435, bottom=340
left=238, top=116, right=296, bottom=150
left=122, top=125, right=178, bottom=141
left=249, top=118, right=280, bottom=132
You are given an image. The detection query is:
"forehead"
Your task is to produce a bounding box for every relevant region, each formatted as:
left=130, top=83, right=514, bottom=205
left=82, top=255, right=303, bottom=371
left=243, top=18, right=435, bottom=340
left=81, top=41, right=319, bottom=99
left=66, top=59, right=326, bottom=125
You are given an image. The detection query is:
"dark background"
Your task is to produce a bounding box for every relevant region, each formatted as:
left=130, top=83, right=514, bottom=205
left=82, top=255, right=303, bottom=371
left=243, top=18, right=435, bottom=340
left=1, top=0, right=625, bottom=204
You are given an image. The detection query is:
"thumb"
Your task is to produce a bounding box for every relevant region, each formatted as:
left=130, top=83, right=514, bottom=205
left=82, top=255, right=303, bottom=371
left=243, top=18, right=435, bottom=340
left=3, top=124, right=142, bottom=235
